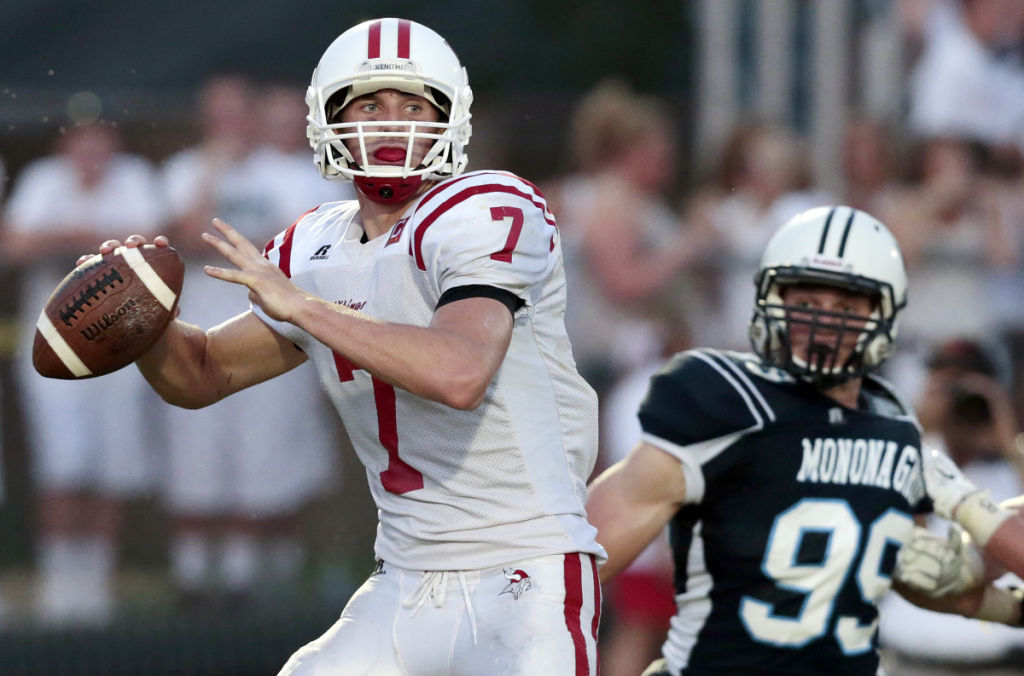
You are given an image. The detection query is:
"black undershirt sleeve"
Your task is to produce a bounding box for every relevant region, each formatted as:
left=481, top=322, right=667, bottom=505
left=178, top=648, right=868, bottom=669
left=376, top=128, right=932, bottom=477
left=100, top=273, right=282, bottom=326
left=436, top=284, right=524, bottom=317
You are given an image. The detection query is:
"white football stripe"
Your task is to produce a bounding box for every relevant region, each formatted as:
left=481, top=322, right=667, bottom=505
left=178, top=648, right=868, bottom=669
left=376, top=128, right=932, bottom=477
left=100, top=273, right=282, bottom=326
left=117, top=246, right=177, bottom=310
left=36, top=311, right=92, bottom=377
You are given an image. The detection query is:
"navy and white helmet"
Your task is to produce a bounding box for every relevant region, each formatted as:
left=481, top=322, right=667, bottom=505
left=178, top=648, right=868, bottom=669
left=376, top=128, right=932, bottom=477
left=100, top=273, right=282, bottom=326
left=749, top=205, right=908, bottom=385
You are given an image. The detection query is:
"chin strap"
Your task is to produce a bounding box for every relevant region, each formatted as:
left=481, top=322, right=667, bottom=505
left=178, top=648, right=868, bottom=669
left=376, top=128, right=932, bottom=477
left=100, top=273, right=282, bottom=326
left=353, top=176, right=424, bottom=204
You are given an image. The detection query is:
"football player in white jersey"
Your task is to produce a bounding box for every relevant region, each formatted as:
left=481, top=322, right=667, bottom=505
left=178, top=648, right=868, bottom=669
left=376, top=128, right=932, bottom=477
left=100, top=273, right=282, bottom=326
left=585, top=206, right=1024, bottom=675
left=88, top=17, right=604, bottom=676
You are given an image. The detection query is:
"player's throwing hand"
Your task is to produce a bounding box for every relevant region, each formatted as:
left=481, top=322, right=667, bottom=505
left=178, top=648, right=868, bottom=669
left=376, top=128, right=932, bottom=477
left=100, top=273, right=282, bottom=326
left=201, top=218, right=308, bottom=323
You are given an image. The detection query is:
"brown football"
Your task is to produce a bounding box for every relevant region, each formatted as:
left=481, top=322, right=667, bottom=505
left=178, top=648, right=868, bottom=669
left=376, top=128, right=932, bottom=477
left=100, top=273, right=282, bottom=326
left=33, top=244, right=184, bottom=379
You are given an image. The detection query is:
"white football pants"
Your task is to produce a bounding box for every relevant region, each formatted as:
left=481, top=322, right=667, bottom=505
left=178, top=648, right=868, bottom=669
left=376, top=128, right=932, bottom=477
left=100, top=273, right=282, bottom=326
left=279, top=553, right=601, bottom=675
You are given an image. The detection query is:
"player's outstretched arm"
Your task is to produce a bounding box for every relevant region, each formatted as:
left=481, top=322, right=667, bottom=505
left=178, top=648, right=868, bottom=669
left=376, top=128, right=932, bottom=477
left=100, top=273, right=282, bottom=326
left=923, top=448, right=1024, bottom=579
left=983, top=495, right=1024, bottom=578
left=137, top=310, right=306, bottom=408
left=90, top=235, right=306, bottom=408
left=587, top=442, right=688, bottom=582
left=203, top=218, right=513, bottom=410
left=895, top=579, right=1024, bottom=627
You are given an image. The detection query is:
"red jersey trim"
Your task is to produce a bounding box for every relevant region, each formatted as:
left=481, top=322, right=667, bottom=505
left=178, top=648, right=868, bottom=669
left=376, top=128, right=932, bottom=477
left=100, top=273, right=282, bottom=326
left=411, top=177, right=557, bottom=271
left=264, top=206, right=318, bottom=278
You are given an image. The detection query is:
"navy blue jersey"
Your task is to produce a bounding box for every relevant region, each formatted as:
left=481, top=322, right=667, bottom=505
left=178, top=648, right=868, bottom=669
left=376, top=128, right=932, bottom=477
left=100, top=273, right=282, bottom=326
left=638, top=349, right=929, bottom=675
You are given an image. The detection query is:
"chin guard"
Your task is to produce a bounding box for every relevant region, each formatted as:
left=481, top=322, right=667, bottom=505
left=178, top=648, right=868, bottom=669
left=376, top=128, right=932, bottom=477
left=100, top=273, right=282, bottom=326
left=354, top=175, right=423, bottom=204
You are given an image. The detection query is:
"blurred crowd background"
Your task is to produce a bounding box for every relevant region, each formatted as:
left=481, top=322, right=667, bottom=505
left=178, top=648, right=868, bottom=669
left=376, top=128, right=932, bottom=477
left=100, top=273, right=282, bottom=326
left=3, top=0, right=1024, bottom=673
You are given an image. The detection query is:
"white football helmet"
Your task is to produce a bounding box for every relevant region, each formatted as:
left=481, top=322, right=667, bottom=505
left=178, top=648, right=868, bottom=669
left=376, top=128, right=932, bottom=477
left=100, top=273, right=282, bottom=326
left=748, top=205, right=908, bottom=385
left=305, top=18, right=473, bottom=202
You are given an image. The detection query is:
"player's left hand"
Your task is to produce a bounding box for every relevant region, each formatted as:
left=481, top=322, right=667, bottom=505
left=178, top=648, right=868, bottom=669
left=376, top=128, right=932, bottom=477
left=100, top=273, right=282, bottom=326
left=895, top=524, right=985, bottom=597
left=201, top=218, right=307, bottom=323
left=922, top=448, right=983, bottom=519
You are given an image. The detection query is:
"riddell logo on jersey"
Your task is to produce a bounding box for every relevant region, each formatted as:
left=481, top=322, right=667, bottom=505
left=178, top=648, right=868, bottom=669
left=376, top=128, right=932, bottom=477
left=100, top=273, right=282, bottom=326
left=310, top=245, right=332, bottom=260
left=500, top=568, right=532, bottom=600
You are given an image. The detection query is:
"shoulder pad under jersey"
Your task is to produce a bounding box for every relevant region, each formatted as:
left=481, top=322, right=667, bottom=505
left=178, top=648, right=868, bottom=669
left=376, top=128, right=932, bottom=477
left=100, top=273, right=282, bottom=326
left=861, top=373, right=921, bottom=426
left=639, top=348, right=776, bottom=448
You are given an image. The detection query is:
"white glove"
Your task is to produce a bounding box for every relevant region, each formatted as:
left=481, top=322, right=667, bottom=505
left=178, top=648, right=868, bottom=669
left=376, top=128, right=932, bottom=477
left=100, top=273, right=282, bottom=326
left=922, top=448, right=982, bottom=519
left=895, top=524, right=985, bottom=597
left=922, top=448, right=1013, bottom=546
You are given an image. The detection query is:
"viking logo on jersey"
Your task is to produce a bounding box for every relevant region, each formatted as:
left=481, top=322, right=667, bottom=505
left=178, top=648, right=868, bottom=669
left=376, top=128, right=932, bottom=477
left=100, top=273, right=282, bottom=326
left=500, top=568, right=532, bottom=599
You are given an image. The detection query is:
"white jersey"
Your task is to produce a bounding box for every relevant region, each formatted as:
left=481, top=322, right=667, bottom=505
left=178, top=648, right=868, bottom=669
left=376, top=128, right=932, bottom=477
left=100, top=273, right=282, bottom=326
left=254, top=170, right=604, bottom=570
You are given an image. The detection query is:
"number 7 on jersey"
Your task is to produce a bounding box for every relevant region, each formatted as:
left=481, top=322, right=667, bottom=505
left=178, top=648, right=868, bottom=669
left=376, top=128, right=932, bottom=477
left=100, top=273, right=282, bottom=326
left=333, top=352, right=424, bottom=495
left=489, top=206, right=524, bottom=263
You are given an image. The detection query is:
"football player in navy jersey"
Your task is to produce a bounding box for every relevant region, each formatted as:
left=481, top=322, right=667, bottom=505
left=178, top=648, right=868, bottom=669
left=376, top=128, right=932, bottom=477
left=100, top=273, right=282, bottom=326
left=587, top=206, right=1024, bottom=675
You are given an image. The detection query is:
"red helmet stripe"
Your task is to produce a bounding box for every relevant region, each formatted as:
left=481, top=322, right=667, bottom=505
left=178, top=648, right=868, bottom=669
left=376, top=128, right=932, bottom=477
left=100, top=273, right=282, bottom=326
left=397, top=19, right=411, bottom=58
left=367, top=20, right=382, bottom=58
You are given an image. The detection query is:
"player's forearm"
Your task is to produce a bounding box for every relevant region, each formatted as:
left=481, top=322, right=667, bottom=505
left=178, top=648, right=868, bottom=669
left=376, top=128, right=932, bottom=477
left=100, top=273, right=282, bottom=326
left=290, top=295, right=506, bottom=410
left=587, top=464, right=674, bottom=582
left=136, top=319, right=227, bottom=408
left=895, top=580, right=982, bottom=616
left=894, top=579, right=1024, bottom=626
left=979, top=515, right=1024, bottom=581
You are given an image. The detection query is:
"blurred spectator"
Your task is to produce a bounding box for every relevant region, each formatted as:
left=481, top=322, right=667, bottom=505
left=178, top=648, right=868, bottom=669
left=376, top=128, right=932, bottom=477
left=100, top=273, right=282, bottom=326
left=840, top=115, right=908, bottom=216
left=251, top=83, right=356, bottom=218
left=0, top=154, right=6, bottom=626
left=906, top=0, right=1024, bottom=154
left=546, top=78, right=711, bottom=397
left=688, top=122, right=832, bottom=350
left=159, top=75, right=338, bottom=611
left=1, top=123, right=165, bottom=626
left=879, top=336, right=1024, bottom=674
left=0, top=151, right=6, bottom=494
left=884, top=137, right=1012, bottom=399
left=975, top=146, right=1024, bottom=423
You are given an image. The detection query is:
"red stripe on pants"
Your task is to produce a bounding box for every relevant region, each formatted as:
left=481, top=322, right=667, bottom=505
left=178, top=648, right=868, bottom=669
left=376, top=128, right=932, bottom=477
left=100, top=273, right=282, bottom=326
left=589, top=554, right=601, bottom=674
left=563, top=553, right=589, bottom=675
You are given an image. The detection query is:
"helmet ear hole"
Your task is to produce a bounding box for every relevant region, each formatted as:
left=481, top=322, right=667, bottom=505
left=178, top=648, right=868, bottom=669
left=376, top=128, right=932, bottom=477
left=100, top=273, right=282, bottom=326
left=426, top=87, right=451, bottom=116
left=325, top=89, right=348, bottom=124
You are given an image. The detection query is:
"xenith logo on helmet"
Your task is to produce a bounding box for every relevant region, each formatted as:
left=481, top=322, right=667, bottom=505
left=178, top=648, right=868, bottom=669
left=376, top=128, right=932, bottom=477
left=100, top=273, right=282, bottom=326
left=371, top=62, right=415, bottom=71
left=359, top=61, right=417, bottom=73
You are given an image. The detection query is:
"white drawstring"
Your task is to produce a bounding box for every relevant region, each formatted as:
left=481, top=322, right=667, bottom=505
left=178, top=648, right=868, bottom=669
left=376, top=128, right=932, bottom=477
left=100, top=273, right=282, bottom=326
left=403, top=570, right=449, bottom=612
left=457, top=571, right=478, bottom=645
left=401, top=570, right=479, bottom=645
